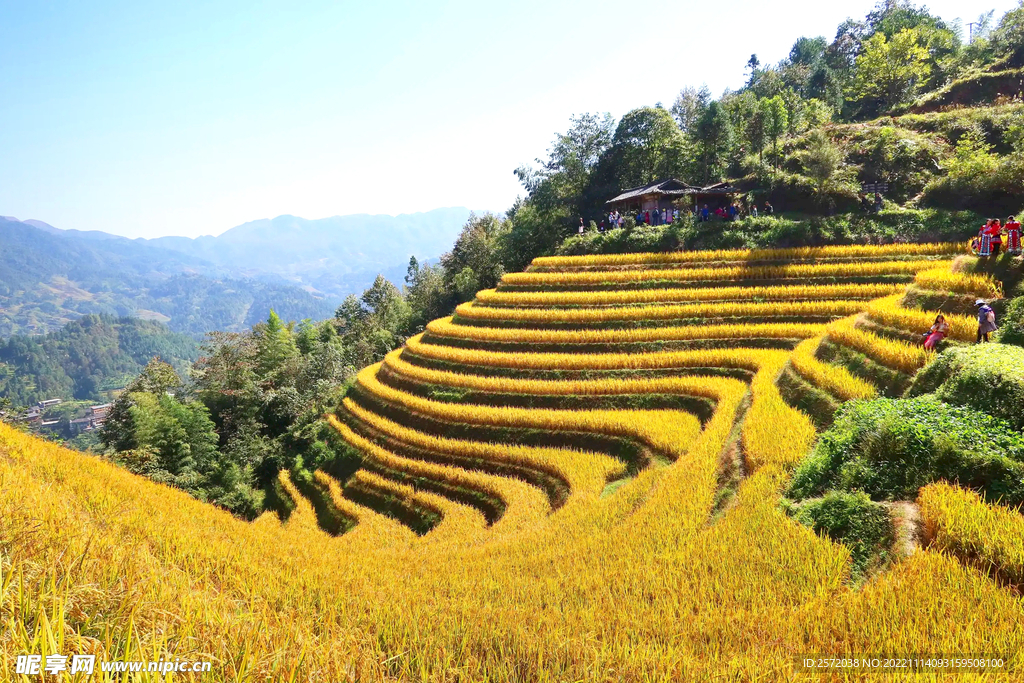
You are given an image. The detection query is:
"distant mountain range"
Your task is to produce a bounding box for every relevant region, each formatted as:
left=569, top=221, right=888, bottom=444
left=0, top=208, right=471, bottom=337
left=143, top=209, right=471, bottom=298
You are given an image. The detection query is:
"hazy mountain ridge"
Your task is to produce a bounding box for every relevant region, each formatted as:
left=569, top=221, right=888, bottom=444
left=0, top=208, right=472, bottom=337
left=0, top=217, right=335, bottom=337
left=142, top=208, right=472, bottom=297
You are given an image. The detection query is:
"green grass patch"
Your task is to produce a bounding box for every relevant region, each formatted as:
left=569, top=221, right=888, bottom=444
left=784, top=491, right=895, bottom=577
left=788, top=397, right=1024, bottom=505
left=777, top=365, right=840, bottom=429
left=906, top=343, right=1024, bottom=431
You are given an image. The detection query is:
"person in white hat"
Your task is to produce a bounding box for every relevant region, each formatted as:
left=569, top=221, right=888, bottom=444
left=976, top=299, right=997, bottom=343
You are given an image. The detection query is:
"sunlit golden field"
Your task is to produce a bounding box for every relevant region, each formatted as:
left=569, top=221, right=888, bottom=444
left=3, top=243, right=1023, bottom=682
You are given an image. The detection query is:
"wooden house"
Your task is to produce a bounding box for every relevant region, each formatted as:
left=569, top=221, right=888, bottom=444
left=605, top=179, right=739, bottom=213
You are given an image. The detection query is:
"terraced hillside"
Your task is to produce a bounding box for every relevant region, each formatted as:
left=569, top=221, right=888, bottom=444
left=4, top=242, right=1023, bottom=681
left=331, top=242, right=984, bottom=529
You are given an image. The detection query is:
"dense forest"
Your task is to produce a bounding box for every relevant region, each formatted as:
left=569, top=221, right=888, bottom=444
left=52, top=0, right=1024, bottom=517
left=0, top=314, right=198, bottom=407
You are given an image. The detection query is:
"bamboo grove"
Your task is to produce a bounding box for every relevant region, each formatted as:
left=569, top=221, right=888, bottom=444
left=3, top=241, right=1023, bottom=682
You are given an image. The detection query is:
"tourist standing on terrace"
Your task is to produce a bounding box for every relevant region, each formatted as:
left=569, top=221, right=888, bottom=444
left=976, top=300, right=997, bottom=343
left=977, top=219, right=993, bottom=256
left=988, top=219, right=1003, bottom=257
left=1007, top=216, right=1021, bottom=255
left=701, top=205, right=710, bottom=222
left=578, top=218, right=585, bottom=234
left=923, top=314, right=949, bottom=350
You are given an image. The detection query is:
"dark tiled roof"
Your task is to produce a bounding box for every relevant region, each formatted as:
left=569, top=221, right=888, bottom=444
left=606, top=179, right=738, bottom=204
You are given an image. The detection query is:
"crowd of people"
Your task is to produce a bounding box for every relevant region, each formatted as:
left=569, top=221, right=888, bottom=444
left=591, top=202, right=775, bottom=233
left=923, top=217, right=1021, bottom=347
left=973, top=216, right=1022, bottom=257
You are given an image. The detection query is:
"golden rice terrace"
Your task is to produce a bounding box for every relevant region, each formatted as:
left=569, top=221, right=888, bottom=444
left=4, top=242, right=1024, bottom=681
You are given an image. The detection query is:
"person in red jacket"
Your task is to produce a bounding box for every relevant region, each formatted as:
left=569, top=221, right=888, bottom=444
left=988, top=218, right=1003, bottom=257
left=1006, top=215, right=1021, bottom=255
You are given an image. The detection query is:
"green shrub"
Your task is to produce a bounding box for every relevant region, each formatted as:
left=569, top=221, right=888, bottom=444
left=838, top=125, right=944, bottom=203
left=909, top=68, right=1024, bottom=114
left=922, top=130, right=1024, bottom=214
left=788, top=491, right=895, bottom=575
left=787, top=397, right=1024, bottom=504
left=894, top=103, right=1024, bottom=153
left=907, top=344, right=1024, bottom=430
left=996, top=297, right=1024, bottom=346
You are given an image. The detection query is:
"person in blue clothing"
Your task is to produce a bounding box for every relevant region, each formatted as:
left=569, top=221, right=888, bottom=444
left=976, top=299, right=997, bottom=343
left=701, top=204, right=710, bottom=222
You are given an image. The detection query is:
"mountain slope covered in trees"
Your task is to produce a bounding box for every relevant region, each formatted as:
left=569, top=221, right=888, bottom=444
left=0, top=314, right=199, bottom=407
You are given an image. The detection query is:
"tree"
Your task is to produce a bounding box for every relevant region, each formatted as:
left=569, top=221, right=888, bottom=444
left=789, top=36, right=828, bottom=65
left=798, top=130, right=845, bottom=195
left=255, top=310, right=298, bottom=380
left=746, top=106, right=767, bottom=167
left=101, top=358, right=184, bottom=453
left=761, top=96, right=789, bottom=171
left=850, top=28, right=931, bottom=111
left=403, top=256, right=448, bottom=334
left=670, top=85, right=711, bottom=135
left=692, top=101, right=734, bottom=184
left=803, top=98, right=834, bottom=129
left=606, top=107, right=688, bottom=189
left=991, top=1, right=1024, bottom=65
left=513, top=112, right=615, bottom=216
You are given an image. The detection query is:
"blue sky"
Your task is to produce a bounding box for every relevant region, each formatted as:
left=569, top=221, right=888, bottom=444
left=0, top=0, right=1015, bottom=238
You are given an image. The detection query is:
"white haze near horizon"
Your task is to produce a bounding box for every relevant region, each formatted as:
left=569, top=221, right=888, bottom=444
left=0, top=0, right=1016, bottom=239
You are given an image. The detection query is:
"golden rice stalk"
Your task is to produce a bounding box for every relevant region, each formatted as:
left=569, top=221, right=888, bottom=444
left=332, top=418, right=549, bottom=534
left=474, top=282, right=906, bottom=308
left=314, top=470, right=418, bottom=543
left=384, top=347, right=754, bottom=396
left=919, top=482, right=1024, bottom=586
left=342, top=396, right=624, bottom=499
left=503, top=260, right=952, bottom=287
left=426, top=317, right=825, bottom=345
left=912, top=267, right=1002, bottom=298
left=790, top=336, right=877, bottom=401
left=531, top=242, right=966, bottom=269
left=345, top=468, right=488, bottom=539
left=4, top=404, right=1023, bottom=678
left=824, top=315, right=930, bottom=373
left=455, top=299, right=868, bottom=324
left=742, top=352, right=817, bottom=470
left=277, top=469, right=323, bottom=532
left=865, top=294, right=976, bottom=341
left=354, top=363, right=710, bottom=461
left=404, top=333, right=785, bottom=371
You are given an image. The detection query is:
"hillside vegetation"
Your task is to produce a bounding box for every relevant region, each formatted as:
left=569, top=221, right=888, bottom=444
left=0, top=315, right=198, bottom=407
left=6, top=240, right=1024, bottom=679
